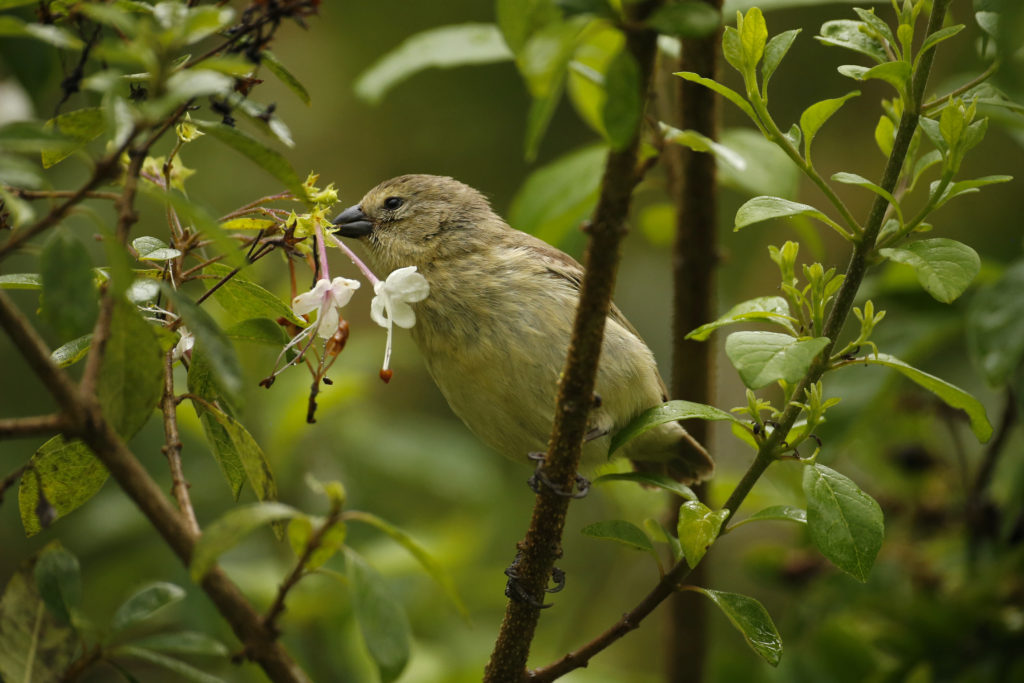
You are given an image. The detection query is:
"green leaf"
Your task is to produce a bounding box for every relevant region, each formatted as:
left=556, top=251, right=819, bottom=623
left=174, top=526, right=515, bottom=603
left=19, top=440, right=107, bottom=536
left=831, top=171, right=901, bottom=222
left=675, top=71, right=759, bottom=124
left=601, top=49, right=642, bottom=150
left=192, top=120, right=305, bottom=200
left=204, top=405, right=279, bottom=508
left=33, top=545, right=81, bottom=626
left=524, top=84, right=564, bottom=161
left=203, top=262, right=305, bottom=327
left=846, top=353, right=992, bottom=442
left=519, top=18, right=583, bottom=158
left=879, top=238, right=980, bottom=303
left=496, top=0, right=560, bottom=54
left=0, top=15, right=83, bottom=49
left=129, top=631, right=228, bottom=657
left=686, top=296, right=794, bottom=341
left=610, top=400, right=741, bottom=456
left=718, top=128, right=800, bottom=198
left=874, top=114, right=895, bottom=156
left=851, top=7, right=895, bottom=48
left=354, top=24, right=513, bottom=105
left=187, top=349, right=245, bottom=499
left=690, top=587, right=783, bottom=666
left=190, top=502, right=301, bottom=581
left=163, top=285, right=243, bottom=400
left=40, top=231, right=99, bottom=340
left=347, top=549, right=411, bottom=683
left=0, top=121, right=74, bottom=155
left=816, top=19, right=886, bottom=62
left=662, top=125, right=747, bottom=174
left=51, top=334, right=92, bottom=368
left=919, top=24, right=964, bottom=58
left=860, top=61, right=912, bottom=98
left=581, top=520, right=654, bottom=552
left=508, top=144, right=606, bottom=245
left=761, top=29, right=801, bottom=92
left=967, top=261, right=1024, bottom=386
left=725, top=331, right=830, bottom=389
left=0, top=545, right=78, bottom=682
left=111, top=646, right=225, bottom=683
left=933, top=174, right=1012, bottom=209
left=99, top=299, right=164, bottom=436
left=345, top=511, right=467, bottom=617
left=799, top=91, right=859, bottom=163
left=677, top=501, right=729, bottom=568
left=739, top=6, right=768, bottom=72
left=647, top=2, right=721, bottom=39
left=132, top=236, right=182, bottom=262
left=41, top=108, right=105, bottom=168
left=803, top=463, right=884, bottom=582
left=0, top=273, right=42, bottom=289
left=113, top=582, right=186, bottom=631
left=224, top=318, right=288, bottom=346
left=731, top=505, right=807, bottom=529
left=260, top=50, right=310, bottom=105
left=137, top=183, right=244, bottom=268
left=734, top=196, right=845, bottom=236
left=593, top=471, right=698, bottom=501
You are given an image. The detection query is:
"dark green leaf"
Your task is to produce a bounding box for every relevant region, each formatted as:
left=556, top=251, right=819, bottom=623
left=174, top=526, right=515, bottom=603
left=934, top=174, right=1012, bottom=208
left=137, top=183, right=244, bottom=268
left=345, top=510, right=467, bottom=616
left=33, top=545, right=81, bottom=626
left=41, top=108, right=105, bottom=168
left=0, top=545, right=77, bottom=682
left=508, top=144, right=606, bottom=245
left=593, top=471, right=698, bottom=501
left=347, top=549, right=411, bottom=683
left=601, top=49, right=641, bottom=150
left=967, top=261, right=1024, bottom=386
left=19, top=440, right=107, bottom=536
left=686, top=296, right=794, bottom=341
left=190, top=502, right=300, bottom=581
left=524, top=84, right=564, bottom=161
left=725, top=331, right=830, bottom=389
left=799, top=91, right=859, bottom=162
left=496, top=0, right=561, bottom=55
left=691, top=587, right=783, bottom=666
left=163, top=285, right=243, bottom=401
left=40, top=231, right=99, bottom=340
left=0, top=15, right=83, bottom=49
left=734, top=196, right=844, bottom=236
left=677, top=501, right=729, bottom=568
left=50, top=334, right=92, bottom=368
left=224, top=318, right=289, bottom=346
left=0, top=121, right=73, bottom=154
left=732, top=505, right=807, bottom=529
left=113, top=582, right=186, bottom=631
left=648, top=2, right=721, bottom=39
left=204, top=404, right=279, bottom=508
left=879, top=238, right=980, bottom=303
left=816, top=19, right=886, bottom=62
left=354, top=24, right=512, bottom=105
left=832, top=171, right=900, bottom=220
left=581, top=519, right=654, bottom=552
left=610, top=400, right=741, bottom=456
left=846, top=353, right=992, bottom=442
left=192, top=120, right=305, bottom=200
left=98, top=299, right=164, bottom=436
left=187, top=349, right=245, bottom=499
left=111, top=646, right=225, bottom=683
left=203, top=262, right=305, bottom=326
left=129, top=631, right=229, bottom=657
left=919, top=24, right=964, bottom=57
left=261, top=50, right=311, bottom=105
left=803, top=463, right=884, bottom=582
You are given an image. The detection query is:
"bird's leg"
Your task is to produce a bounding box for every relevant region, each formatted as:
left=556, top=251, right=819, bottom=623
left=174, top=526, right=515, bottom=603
left=526, top=451, right=589, bottom=498
left=503, top=546, right=567, bottom=607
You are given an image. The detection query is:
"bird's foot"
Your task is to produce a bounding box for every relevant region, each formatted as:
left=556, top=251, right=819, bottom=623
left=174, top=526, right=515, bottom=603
left=504, top=550, right=567, bottom=608
left=526, top=452, right=590, bottom=498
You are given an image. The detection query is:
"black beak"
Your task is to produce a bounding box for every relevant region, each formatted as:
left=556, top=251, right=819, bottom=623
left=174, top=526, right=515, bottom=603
left=331, top=204, right=373, bottom=237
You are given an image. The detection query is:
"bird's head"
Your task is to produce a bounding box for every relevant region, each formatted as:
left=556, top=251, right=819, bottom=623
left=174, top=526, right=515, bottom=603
left=331, top=174, right=501, bottom=273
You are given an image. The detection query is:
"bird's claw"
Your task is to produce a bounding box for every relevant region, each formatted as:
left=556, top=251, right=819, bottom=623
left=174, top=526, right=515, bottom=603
left=526, top=453, right=590, bottom=499
left=504, top=552, right=566, bottom=608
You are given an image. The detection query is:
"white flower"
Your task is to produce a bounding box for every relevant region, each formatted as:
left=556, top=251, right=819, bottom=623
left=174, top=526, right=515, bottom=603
left=173, top=327, right=194, bottom=360
left=370, top=266, right=430, bottom=370
left=292, top=276, right=361, bottom=338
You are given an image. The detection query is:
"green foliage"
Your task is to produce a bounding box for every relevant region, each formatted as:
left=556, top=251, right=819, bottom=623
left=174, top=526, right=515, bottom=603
left=594, top=471, right=698, bottom=501
left=967, top=260, right=1024, bottom=386
left=803, top=463, right=884, bottom=582
left=581, top=519, right=655, bottom=553
left=40, top=230, right=99, bottom=339
left=725, top=331, right=830, bottom=389
left=609, top=400, right=741, bottom=455
left=190, top=502, right=301, bottom=581
left=112, top=582, right=186, bottom=632
left=677, top=501, right=729, bottom=568
left=689, top=587, right=783, bottom=666
left=346, top=549, right=411, bottom=683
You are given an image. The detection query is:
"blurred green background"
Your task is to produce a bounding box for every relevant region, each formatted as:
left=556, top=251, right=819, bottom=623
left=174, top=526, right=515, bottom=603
left=1, top=1, right=1023, bottom=681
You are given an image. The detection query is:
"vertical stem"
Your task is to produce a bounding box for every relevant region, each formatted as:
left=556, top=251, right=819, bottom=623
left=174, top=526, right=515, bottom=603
left=161, top=352, right=200, bottom=535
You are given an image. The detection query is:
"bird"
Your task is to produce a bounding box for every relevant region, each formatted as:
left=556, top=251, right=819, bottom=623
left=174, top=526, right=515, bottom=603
left=331, top=174, right=714, bottom=485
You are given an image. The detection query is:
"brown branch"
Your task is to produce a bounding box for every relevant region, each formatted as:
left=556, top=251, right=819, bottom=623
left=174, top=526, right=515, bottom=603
left=264, top=504, right=344, bottom=633
left=161, top=351, right=200, bottom=535
left=9, top=189, right=122, bottom=202
left=0, top=414, right=69, bottom=439
left=0, top=290, right=312, bottom=683
left=482, top=4, right=663, bottom=680
left=662, top=1, right=723, bottom=679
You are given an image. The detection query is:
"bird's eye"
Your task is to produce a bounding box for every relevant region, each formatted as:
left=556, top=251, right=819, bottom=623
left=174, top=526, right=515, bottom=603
left=383, top=196, right=404, bottom=210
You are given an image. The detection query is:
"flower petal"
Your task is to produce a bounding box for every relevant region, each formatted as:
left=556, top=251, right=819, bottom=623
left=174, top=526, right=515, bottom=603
left=328, top=276, right=360, bottom=308
left=316, top=302, right=340, bottom=338
left=292, top=278, right=331, bottom=315
left=370, top=294, right=389, bottom=328
left=389, top=300, right=417, bottom=329
left=384, top=266, right=430, bottom=302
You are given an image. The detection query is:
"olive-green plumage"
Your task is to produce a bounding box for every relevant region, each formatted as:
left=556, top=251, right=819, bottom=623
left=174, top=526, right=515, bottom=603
left=334, top=174, right=713, bottom=484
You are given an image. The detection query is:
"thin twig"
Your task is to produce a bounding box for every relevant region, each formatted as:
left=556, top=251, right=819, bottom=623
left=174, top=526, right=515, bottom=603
left=0, top=414, right=69, bottom=439
left=8, top=189, right=122, bottom=202
left=161, top=351, right=200, bottom=535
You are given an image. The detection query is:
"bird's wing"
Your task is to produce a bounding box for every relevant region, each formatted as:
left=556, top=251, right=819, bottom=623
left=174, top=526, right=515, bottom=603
left=515, top=231, right=643, bottom=341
